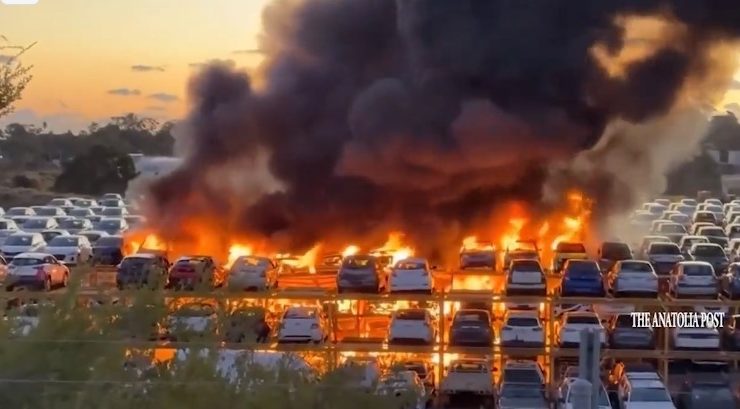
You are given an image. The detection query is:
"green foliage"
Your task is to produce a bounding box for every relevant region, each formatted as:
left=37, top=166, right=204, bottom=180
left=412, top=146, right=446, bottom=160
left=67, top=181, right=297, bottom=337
left=0, top=39, right=34, bottom=119
left=53, top=145, right=138, bottom=195
left=0, top=280, right=417, bottom=409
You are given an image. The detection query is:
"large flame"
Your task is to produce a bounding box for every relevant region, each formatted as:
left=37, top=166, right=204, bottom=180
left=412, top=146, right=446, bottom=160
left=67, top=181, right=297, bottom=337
left=226, top=244, right=252, bottom=268
left=500, top=218, right=527, bottom=251
left=342, top=245, right=360, bottom=258
left=296, top=244, right=322, bottom=274
left=372, top=231, right=415, bottom=265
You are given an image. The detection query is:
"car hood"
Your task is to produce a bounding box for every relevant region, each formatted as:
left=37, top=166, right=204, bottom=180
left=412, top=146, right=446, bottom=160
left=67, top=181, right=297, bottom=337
left=43, top=246, right=78, bottom=254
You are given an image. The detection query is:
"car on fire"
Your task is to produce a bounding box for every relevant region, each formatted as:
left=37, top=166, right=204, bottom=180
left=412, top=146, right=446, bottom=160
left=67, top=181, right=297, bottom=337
left=277, top=306, right=329, bottom=344
left=337, top=254, right=384, bottom=293
left=459, top=241, right=496, bottom=271
left=449, top=309, right=492, bottom=347
left=687, top=243, right=729, bottom=275
left=606, top=260, right=659, bottom=297
left=597, top=241, right=633, bottom=272
left=116, top=253, right=170, bottom=289
left=500, top=309, right=544, bottom=347
left=503, top=240, right=540, bottom=270
left=556, top=311, right=607, bottom=348
left=4, top=252, right=69, bottom=291
left=720, top=262, right=740, bottom=299
left=558, top=259, right=605, bottom=297
left=645, top=241, right=684, bottom=275
left=388, top=257, right=433, bottom=294
left=388, top=308, right=436, bottom=345
left=551, top=242, right=588, bottom=274
left=668, top=261, right=719, bottom=298
left=166, top=255, right=225, bottom=290
left=227, top=255, right=278, bottom=291
left=0, top=233, right=46, bottom=260
left=504, top=259, right=546, bottom=296
left=42, top=235, right=92, bottom=266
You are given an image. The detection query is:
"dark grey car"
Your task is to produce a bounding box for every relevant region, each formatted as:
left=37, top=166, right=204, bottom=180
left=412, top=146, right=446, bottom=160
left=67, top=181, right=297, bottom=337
left=688, top=243, right=729, bottom=275
left=497, top=383, right=548, bottom=409
left=607, top=313, right=655, bottom=349
left=337, top=255, right=382, bottom=293
left=449, top=309, right=493, bottom=347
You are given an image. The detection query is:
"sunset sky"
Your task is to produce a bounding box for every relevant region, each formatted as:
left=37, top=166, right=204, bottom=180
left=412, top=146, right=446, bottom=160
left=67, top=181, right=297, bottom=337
left=1, top=0, right=740, bottom=132
left=0, top=0, right=270, bottom=131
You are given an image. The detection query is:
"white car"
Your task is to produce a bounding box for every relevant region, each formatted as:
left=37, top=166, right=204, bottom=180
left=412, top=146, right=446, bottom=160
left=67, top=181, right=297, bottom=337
left=505, top=259, right=546, bottom=296
left=669, top=261, right=718, bottom=298
left=42, top=235, right=93, bottom=266
left=68, top=208, right=95, bottom=218
left=0, top=233, right=46, bottom=260
left=645, top=242, right=684, bottom=275
left=725, top=223, right=740, bottom=240
left=166, top=303, right=217, bottom=340
left=680, top=198, right=697, bottom=207
left=6, top=207, right=35, bottom=217
left=47, top=198, right=73, bottom=208
left=0, top=219, right=19, bottom=245
left=101, top=206, right=130, bottom=217
left=58, top=218, right=93, bottom=234
left=31, top=206, right=66, bottom=217
left=71, top=198, right=98, bottom=208
left=96, top=217, right=129, bottom=235
left=557, top=311, right=606, bottom=347
left=618, top=373, right=676, bottom=409
left=440, top=359, right=494, bottom=397
left=667, top=213, right=691, bottom=228
left=388, top=257, right=433, bottom=293
left=609, top=260, right=659, bottom=296
left=227, top=255, right=278, bottom=291
left=501, top=310, right=544, bottom=347
left=21, top=217, right=59, bottom=233
left=679, top=235, right=709, bottom=255
left=388, top=308, right=436, bottom=345
left=671, top=327, right=720, bottom=350
left=99, top=198, right=125, bottom=208
left=277, top=306, right=328, bottom=343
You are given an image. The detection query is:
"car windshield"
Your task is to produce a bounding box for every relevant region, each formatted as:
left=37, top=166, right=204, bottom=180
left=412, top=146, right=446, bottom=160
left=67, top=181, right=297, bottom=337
left=506, top=317, right=539, bottom=327
left=503, top=368, right=541, bottom=384
left=99, top=219, right=122, bottom=229
left=556, top=243, right=585, bottom=253
left=511, top=260, right=542, bottom=271
left=343, top=257, right=373, bottom=268
left=696, top=213, right=716, bottom=221
left=47, top=237, right=79, bottom=247
left=0, top=221, right=12, bottom=229
left=601, top=243, right=631, bottom=259
left=102, top=208, right=122, bottom=215
left=7, top=208, right=28, bottom=216
left=684, top=238, right=708, bottom=248
left=95, top=237, right=122, bottom=247
left=500, top=384, right=544, bottom=399
left=454, top=311, right=488, bottom=323
left=60, top=219, right=85, bottom=228
left=699, top=227, right=724, bottom=236
left=567, top=315, right=599, bottom=324
left=566, top=261, right=599, bottom=275
left=234, top=256, right=269, bottom=268
left=394, top=261, right=425, bottom=270
left=10, top=257, right=44, bottom=266
left=670, top=214, right=689, bottom=222
left=285, top=308, right=316, bottom=319
left=174, top=303, right=215, bottom=317
left=396, top=310, right=426, bottom=320
left=649, top=244, right=680, bottom=255
left=620, top=261, right=653, bottom=272
left=34, top=208, right=57, bottom=216
left=5, top=235, right=33, bottom=245
left=23, top=219, right=48, bottom=228
left=69, top=209, right=89, bottom=216
left=630, top=387, right=671, bottom=402
left=82, top=233, right=102, bottom=242
left=683, top=264, right=713, bottom=276
left=659, top=224, right=685, bottom=233
left=693, top=245, right=725, bottom=257
left=120, top=257, right=151, bottom=268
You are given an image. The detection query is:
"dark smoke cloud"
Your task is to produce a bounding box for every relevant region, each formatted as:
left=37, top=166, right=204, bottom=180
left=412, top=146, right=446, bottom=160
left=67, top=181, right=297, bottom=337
left=147, top=0, right=740, bottom=253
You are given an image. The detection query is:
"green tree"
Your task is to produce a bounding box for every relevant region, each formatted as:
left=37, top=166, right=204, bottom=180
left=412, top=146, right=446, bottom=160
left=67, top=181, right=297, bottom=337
left=53, top=145, right=138, bottom=195
left=0, top=39, right=34, bottom=118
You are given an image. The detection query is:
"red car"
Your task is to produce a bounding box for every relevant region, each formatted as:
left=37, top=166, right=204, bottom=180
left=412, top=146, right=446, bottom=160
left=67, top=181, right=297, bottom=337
left=166, top=255, right=225, bottom=290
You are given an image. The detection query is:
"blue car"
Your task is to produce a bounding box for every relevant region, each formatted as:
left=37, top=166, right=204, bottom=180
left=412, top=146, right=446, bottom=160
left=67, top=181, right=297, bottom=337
left=560, top=259, right=606, bottom=297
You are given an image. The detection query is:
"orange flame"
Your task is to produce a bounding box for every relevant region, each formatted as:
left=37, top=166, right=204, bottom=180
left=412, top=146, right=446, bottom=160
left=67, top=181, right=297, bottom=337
left=226, top=244, right=252, bottom=268
left=342, top=245, right=360, bottom=258
left=500, top=217, right=527, bottom=251
left=373, top=231, right=415, bottom=265
left=296, top=244, right=322, bottom=274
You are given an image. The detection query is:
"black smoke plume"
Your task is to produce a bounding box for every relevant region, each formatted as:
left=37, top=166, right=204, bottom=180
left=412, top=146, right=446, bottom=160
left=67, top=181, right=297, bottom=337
left=147, top=0, right=740, bottom=253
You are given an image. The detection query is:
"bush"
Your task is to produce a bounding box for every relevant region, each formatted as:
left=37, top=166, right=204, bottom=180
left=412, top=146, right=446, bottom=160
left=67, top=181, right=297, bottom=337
left=10, top=174, right=38, bottom=189
left=53, top=145, right=138, bottom=195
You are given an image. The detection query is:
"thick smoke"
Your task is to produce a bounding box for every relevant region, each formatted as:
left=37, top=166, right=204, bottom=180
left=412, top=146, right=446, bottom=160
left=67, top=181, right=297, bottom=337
left=147, top=0, right=740, bottom=253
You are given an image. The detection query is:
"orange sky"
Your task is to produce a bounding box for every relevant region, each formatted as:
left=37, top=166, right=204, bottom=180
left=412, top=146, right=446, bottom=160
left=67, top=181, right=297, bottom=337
left=0, top=0, right=269, bottom=131
left=0, top=1, right=739, bottom=132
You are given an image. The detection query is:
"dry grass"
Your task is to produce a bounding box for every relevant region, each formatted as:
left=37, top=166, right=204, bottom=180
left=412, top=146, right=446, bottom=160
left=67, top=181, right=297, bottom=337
left=0, top=169, right=62, bottom=208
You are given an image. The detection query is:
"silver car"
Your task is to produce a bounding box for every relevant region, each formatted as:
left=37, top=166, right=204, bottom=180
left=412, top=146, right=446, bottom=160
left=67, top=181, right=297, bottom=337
left=608, top=260, right=659, bottom=297
left=669, top=261, right=718, bottom=298
left=227, top=256, right=277, bottom=291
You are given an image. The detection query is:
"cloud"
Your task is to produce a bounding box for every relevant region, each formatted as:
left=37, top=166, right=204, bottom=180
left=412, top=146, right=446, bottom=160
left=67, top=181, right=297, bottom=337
left=147, top=93, right=179, bottom=103
left=107, top=88, right=141, bottom=96
left=131, top=64, right=165, bottom=72
left=231, top=48, right=264, bottom=55
left=0, top=108, right=92, bottom=133
left=188, top=59, right=235, bottom=69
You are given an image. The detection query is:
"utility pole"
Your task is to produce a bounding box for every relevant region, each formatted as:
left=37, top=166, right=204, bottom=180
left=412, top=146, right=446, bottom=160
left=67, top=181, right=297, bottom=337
left=577, top=328, right=602, bottom=409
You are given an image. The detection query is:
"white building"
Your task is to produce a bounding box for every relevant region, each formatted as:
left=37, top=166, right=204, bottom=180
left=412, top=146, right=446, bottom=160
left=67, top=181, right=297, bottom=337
left=129, top=155, right=182, bottom=178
